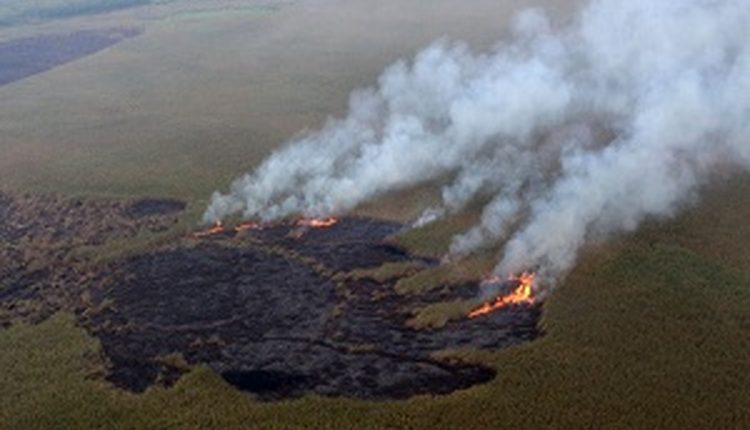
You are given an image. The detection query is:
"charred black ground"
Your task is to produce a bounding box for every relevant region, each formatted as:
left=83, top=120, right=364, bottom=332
left=81, top=219, right=539, bottom=400
left=0, top=193, right=540, bottom=400
left=0, top=193, right=185, bottom=326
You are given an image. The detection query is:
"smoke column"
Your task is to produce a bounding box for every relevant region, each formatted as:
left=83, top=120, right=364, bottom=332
left=205, top=0, right=750, bottom=287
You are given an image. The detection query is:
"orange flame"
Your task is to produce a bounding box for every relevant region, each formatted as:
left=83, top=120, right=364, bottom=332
left=296, top=217, right=339, bottom=228
left=234, top=221, right=262, bottom=233
left=468, top=272, right=536, bottom=318
left=193, top=221, right=225, bottom=238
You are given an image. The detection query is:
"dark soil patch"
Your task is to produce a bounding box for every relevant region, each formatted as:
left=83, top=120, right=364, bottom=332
left=0, top=28, right=141, bottom=87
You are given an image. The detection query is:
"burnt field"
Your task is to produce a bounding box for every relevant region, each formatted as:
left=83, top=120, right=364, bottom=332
left=0, top=193, right=540, bottom=400
left=0, top=193, right=185, bottom=325
left=0, top=28, right=141, bottom=87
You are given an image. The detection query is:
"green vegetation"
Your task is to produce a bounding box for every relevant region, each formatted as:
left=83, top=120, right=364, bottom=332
left=405, top=299, right=476, bottom=330
left=0, top=0, right=521, bottom=203
left=394, top=252, right=495, bottom=295
left=347, top=261, right=426, bottom=283
left=389, top=210, right=481, bottom=257
left=3, top=177, right=750, bottom=429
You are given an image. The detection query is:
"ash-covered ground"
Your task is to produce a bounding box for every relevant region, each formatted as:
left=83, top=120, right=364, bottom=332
left=0, top=193, right=540, bottom=400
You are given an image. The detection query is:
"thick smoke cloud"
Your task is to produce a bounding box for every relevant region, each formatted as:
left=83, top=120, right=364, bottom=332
left=206, top=0, right=750, bottom=287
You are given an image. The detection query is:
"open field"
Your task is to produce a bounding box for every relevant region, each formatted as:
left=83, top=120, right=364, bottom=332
left=1, top=1, right=749, bottom=429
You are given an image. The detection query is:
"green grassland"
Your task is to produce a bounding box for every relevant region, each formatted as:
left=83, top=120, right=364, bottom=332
left=2, top=1, right=749, bottom=428
left=1, top=0, right=570, bottom=205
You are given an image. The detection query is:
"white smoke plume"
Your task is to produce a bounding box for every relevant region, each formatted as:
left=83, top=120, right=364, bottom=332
left=205, top=0, right=750, bottom=286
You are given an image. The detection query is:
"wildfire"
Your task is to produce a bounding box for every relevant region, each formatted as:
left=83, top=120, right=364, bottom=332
left=194, top=217, right=338, bottom=239
left=296, top=217, right=339, bottom=228
left=467, top=271, right=536, bottom=318
left=234, top=221, right=262, bottom=233
left=193, top=221, right=225, bottom=238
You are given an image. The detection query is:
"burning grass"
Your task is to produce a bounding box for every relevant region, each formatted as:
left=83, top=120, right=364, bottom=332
left=467, top=272, right=536, bottom=319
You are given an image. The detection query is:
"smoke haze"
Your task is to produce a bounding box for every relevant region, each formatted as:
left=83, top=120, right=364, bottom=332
left=205, top=0, right=750, bottom=287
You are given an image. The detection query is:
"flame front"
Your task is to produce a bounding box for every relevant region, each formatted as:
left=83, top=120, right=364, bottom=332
left=296, top=217, right=339, bottom=228
left=234, top=221, right=262, bottom=232
left=468, top=272, right=535, bottom=318
left=193, top=221, right=225, bottom=238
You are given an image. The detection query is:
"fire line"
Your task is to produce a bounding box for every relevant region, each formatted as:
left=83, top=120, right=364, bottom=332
left=468, top=272, right=536, bottom=318
left=234, top=221, right=263, bottom=233
left=296, top=217, right=339, bottom=228
left=193, top=221, right=225, bottom=238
